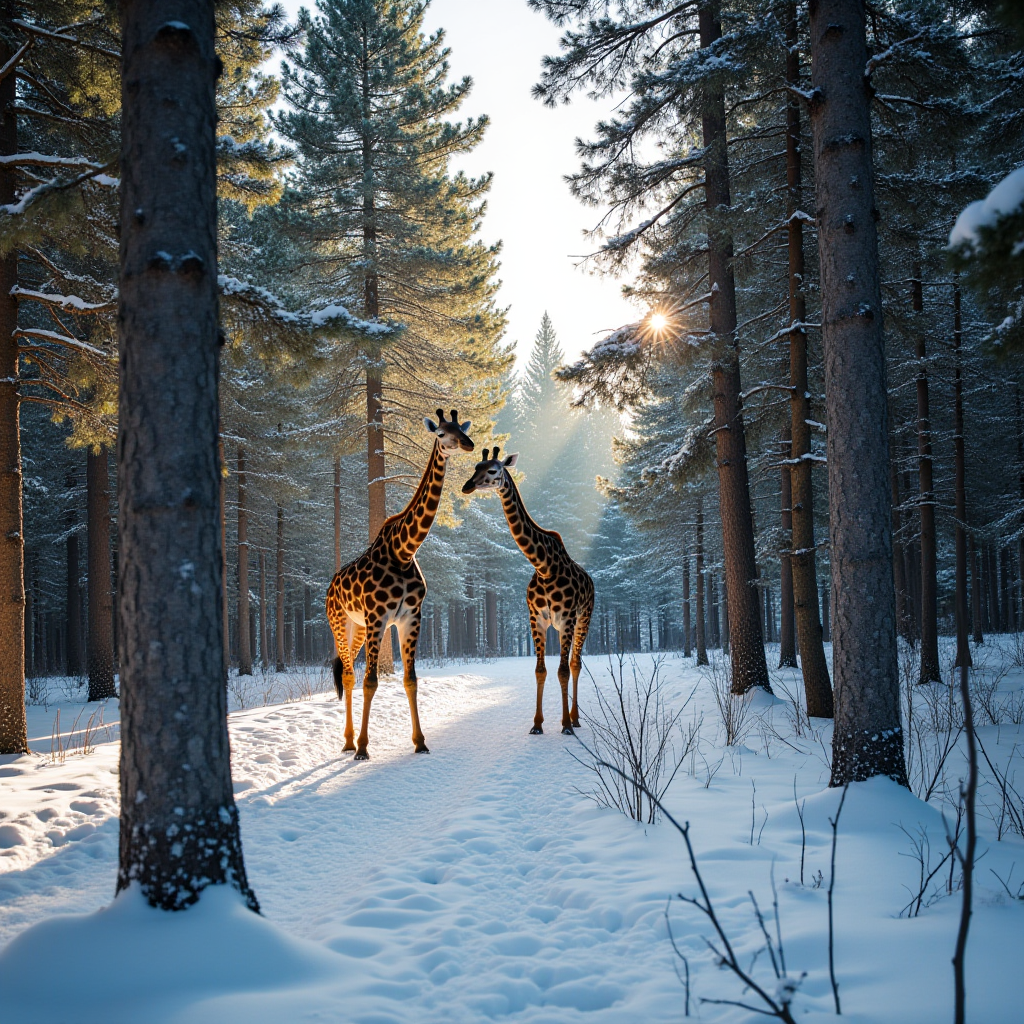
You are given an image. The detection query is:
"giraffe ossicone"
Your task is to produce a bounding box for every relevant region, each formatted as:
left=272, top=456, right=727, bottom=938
left=326, top=410, right=474, bottom=759
left=462, top=448, right=594, bottom=735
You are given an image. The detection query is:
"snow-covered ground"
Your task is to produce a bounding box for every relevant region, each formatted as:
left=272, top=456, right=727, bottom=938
left=1, top=644, right=1023, bottom=1022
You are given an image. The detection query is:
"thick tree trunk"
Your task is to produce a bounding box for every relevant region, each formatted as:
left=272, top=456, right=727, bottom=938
left=784, top=0, right=830, bottom=711
left=698, top=4, right=769, bottom=693
left=87, top=447, right=116, bottom=700
left=65, top=475, right=83, bottom=677
left=0, top=24, right=26, bottom=754
left=682, top=555, right=692, bottom=658
left=695, top=502, right=708, bottom=665
left=236, top=446, right=251, bottom=676
left=275, top=505, right=285, bottom=671
left=117, top=0, right=255, bottom=910
left=954, top=280, right=972, bottom=669
left=913, top=265, right=941, bottom=683
left=809, top=0, right=907, bottom=786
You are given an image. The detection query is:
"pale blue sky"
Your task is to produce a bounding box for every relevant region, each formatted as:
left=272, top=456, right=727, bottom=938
left=277, top=0, right=637, bottom=367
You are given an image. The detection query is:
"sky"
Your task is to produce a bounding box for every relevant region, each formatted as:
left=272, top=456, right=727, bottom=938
left=276, top=0, right=638, bottom=368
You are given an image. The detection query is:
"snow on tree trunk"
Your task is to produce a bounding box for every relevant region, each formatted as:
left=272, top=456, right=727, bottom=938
left=912, top=265, right=941, bottom=684
left=0, top=25, right=26, bottom=754
left=698, top=4, right=769, bottom=694
left=784, top=4, right=831, bottom=714
left=778, top=426, right=797, bottom=669
left=87, top=447, right=116, bottom=701
left=237, top=446, right=251, bottom=676
left=953, top=280, right=972, bottom=670
left=116, top=0, right=257, bottom=910
left=808, top=0, right=907, bottom=786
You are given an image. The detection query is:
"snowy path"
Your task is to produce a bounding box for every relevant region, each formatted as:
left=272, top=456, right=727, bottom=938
left=2, top=653, right=1024, bottom=1022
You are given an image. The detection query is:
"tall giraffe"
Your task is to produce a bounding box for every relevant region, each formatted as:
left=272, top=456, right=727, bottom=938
left=327, top=410, right=473, bottom=759
left=462, top=448, right=594, bottom=734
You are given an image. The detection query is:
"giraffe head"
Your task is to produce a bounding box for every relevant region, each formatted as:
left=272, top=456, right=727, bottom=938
left=424, top=408, right=474, bottom=455
left=461, top=446, right=518, bottom=494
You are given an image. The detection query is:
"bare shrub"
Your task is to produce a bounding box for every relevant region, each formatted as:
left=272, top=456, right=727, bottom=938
left=573, top=655, right=700, bottom=824
left=705, top=655, right=753, bottom=747
left=25, top=676, right=48, bottom=707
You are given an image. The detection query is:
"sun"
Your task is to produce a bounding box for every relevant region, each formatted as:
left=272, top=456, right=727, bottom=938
left=648, top=312, right=668, bottom=333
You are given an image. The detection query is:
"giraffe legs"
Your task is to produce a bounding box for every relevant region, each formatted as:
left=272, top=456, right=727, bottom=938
left=340, top=619, right=364, bottom=751
left=570, top=600, right=592, bottom=729
left=530, top=610, right=546, bottom=734
left=558, top=619, right=575, bottom=735
left=355, top=614, right=385, bottom=760
left=397, top=612, right=428, bottom=753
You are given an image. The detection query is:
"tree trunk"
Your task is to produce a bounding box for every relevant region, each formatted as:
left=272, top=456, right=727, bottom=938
left=890, top=456, right=913, bottom=643
left=682, top=555, right=692, bottom=658
left=784, top=1, right=831, bottom=712
left=87, top=447, right=116, bottom=700
left=809, top=0, right=907, bottom=786
left=779, top=428, right=797, bottom=667
left=708, top=573, right=718, bottom=648
left=23, top=551, right=32, bottom=678
left=65, top=474, right=83, bottom=677
left=0, top=22, right=25, bottom=753
left=912, top=264, right=941, bottom=683
left=698, top=4, right=769, bottom=693
left=219, top=438, right=229, bottom=674
left=275, top=505, right=285, bottom=670
left=953, top=279, right=972, bottom=669
left=294, top=602, right=305, bottom=664
left=334, top=456, right=342, bottom=572
left=987, top=543, right=1000, bottom=632
left=485, top=586, right=497, bottom=653
left=117, top=0, right=256, bottom=910
left=721, top=577, right=730, bottom=654
left=695, top=502, right=708, bottom=665
left=303, top=575, right=312, bottom=663
left=968, top=534, right=983, bottom=644
left=259, top=549, right=269, bottom=669
left=236, top=446, right=251, bottom=676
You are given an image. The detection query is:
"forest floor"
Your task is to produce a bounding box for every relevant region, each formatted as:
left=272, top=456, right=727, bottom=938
left=1, top=644, right=1023, bottom=1022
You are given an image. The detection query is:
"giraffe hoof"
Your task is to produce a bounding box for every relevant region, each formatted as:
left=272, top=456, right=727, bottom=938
left=530, top=726, right=543, bottom=735
left=414, top=742, right=430, bottom=753
left=354, top=749, right=369, bottom=761
left=561, top=726, right=575, bottom=736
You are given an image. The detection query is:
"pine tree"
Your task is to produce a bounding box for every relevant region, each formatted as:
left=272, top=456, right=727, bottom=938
left=116, top=0, right=256, bottom=910
left=274, top=0, right=510, bottom=543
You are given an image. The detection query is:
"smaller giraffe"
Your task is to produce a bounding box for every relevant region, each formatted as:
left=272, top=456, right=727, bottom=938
left=462, top=448, right=594, bottom=735
left=326, top=410, right=473, bottom=759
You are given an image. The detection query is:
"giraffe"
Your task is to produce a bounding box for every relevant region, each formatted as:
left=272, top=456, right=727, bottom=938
left=326, top=410, right=473, bottom=759
left=461, top=448, right=594, bottom=735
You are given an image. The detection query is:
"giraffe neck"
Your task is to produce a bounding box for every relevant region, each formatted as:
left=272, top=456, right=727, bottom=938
left=498, top=472, right=560, bottom=576
left=377, top=439, right=448, bottom=563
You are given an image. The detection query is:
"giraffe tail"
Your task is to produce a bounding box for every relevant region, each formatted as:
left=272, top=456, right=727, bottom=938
left=332, top=656, right=344, bottom=701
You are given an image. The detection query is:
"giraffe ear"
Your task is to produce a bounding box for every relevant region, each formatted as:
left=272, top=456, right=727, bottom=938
left=424, top=417, right=439, bottom=434
left=503, top=453, right=519, bottom=468
left=460, top=420, right=471, bottom=434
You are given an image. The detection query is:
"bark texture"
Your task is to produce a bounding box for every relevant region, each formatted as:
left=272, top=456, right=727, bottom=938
left=259, top=549, right=269, bottom=668
left=0, top=25, right=25, bottom=752
left=778, top=429, right=797, bottom=668
left=912, top=267, right=941, bottom=683
left=117, top=0, right=256, bottom=910
left=784, top=8, right=832, bottom=713
left=699, top=4, right=769, bottom=693
left=87, top=447, right=116, bottom=700
left=808, top=0, right=907, bottom=786
left=953, top=281, right=971, bottom=670
left=236, top=446, right=251, bottom=676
